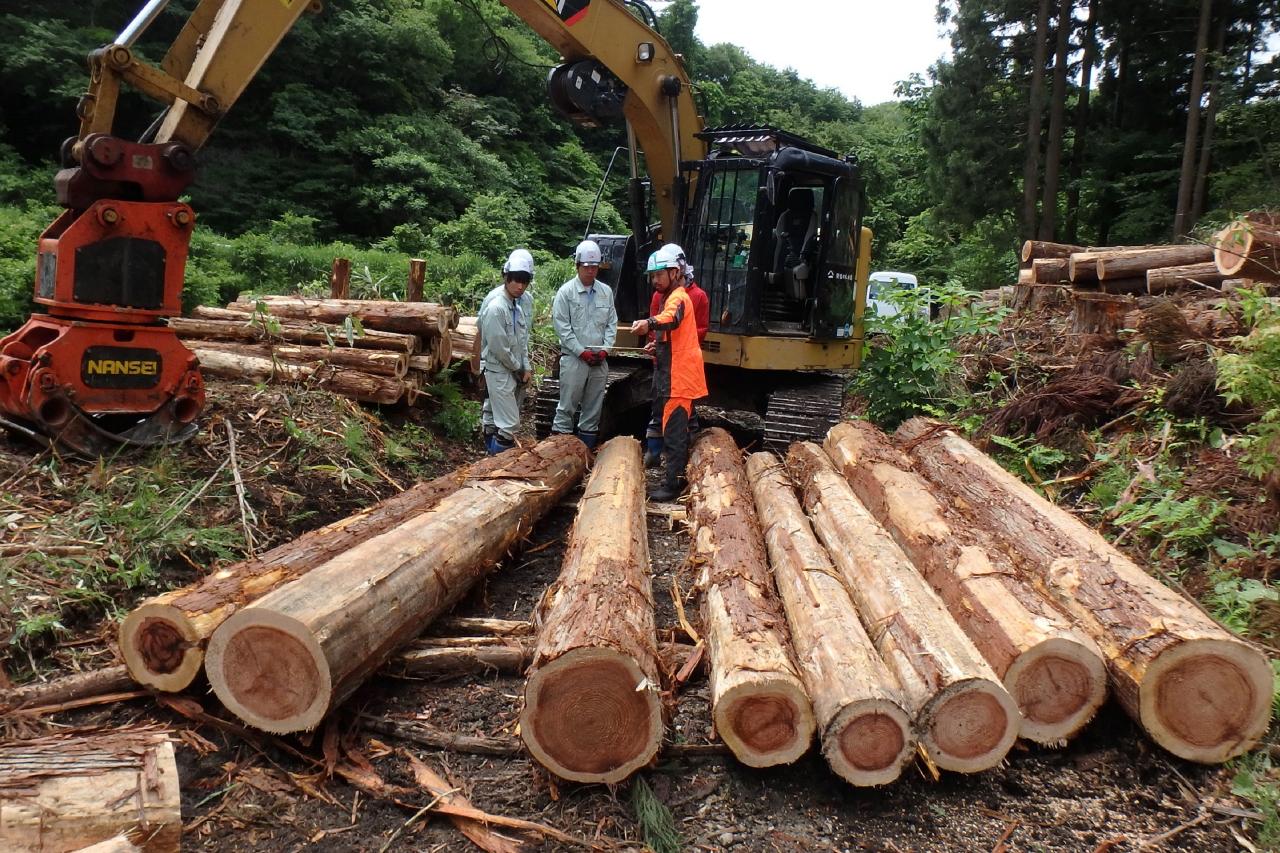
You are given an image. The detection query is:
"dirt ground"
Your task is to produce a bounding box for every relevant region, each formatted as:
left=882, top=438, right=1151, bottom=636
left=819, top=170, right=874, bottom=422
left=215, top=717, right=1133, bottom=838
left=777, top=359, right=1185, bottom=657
left=0, top=377, right=1270, bottom=852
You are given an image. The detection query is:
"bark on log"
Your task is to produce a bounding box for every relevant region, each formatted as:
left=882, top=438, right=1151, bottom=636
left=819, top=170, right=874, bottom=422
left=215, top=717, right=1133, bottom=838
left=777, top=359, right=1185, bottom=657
left=178, top=339, right=408, bottom=378
left=0, top=665, right=134, bottom=713
left=688, top=430, right=816, bottom=767
left=823, top=422, right=1107, bottom=745
left=520, top=437, right=663, bottom=784
left=1032, top=258, right=1071, bottom=283
left=1214, top=216, right=1280, bottom=280
left=206, top=435, right=589, bottom=733
left=231, top=295, right=457, bottom=336
left=0, top=730, right=180, bottom=852
left=429, top=617, right=533, bottom=637
left=397, top=643, right=530, bottom=677
left=1069, top=292, right=1133, bottom=335
left=1022, top=240, right=1085, bottom=262
left=121, top=446, right=542, bottom=692
left=181, top=309, right=420, bottom=352
left=896, top=419, right=1273, bottom=763
left=1146, top=262, right=1228, bottom=294
left=1096, top=245, right=1215, bottom=280
left=1068, top=246, right=1167, bottom=282
left=1097, top=276, right=1149, bottom=296
left=786, top=442, right=1020, bottom=773
left=746, top=452, right=914, bottom=785
left=190, top=347, right=406, bottom=405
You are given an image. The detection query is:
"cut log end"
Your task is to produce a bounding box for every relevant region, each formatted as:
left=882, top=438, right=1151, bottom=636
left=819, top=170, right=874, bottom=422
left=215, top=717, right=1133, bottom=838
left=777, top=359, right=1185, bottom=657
left=712, top=679, right=815, bottom=768
left=206, top=609, right=331, bottom=734
left=118, top=604, right=203, bottom=692
left=1140, top=638, right=1273, bottom=763
left=919, top=678, right=1019, bottom=773
left=520, top=648, right=662, bottom=784
left=1004, top=637, right=1108, bottom=745
left=823, top=699, right=915, bottom=787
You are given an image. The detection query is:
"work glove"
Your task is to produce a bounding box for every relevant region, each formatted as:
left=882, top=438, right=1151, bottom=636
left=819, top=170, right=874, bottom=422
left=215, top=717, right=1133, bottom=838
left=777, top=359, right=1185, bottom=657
left=578, top=350, right=597, bottom=365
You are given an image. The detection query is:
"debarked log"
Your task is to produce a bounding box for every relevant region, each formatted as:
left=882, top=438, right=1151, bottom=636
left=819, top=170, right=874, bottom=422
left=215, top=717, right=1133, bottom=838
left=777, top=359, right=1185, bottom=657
left=190, top=347, right=406, bottom=404
left=203, top=435, right=589, bottom=733
left=231, top=295, right=457, bottom=336
left=181, top=308, right=420, bottom=352
left=520, top=437, right=663, bottom=784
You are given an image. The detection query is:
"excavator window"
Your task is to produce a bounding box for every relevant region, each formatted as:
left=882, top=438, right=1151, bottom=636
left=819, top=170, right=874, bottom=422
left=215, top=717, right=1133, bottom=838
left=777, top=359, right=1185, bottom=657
left=687, top=166, right=760, bottom=334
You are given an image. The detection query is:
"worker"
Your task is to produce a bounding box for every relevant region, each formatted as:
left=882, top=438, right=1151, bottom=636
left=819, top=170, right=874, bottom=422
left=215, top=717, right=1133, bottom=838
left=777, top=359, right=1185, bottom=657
left=478, top=249, right=535, bottom=455
left=550, top=239, right=617, bottom=450
left=643, top=243, right=708, bottom=467
left=630, top=246, right=707, bottom=502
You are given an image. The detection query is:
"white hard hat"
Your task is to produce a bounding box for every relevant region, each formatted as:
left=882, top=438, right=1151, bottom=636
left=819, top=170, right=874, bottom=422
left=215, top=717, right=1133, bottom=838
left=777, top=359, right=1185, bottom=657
left=646, top=246, right=682, bottom=273
left=661, top=242, right=694, bottom=282
left=502, top=248, right=534, bottom=276
left=574, top=239, right=602, bottom=265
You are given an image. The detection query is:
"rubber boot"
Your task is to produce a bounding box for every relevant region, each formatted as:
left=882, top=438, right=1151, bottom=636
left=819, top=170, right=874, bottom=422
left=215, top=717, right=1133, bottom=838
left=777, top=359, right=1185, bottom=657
left=487, top=434, right=515, bottom=456
left=643, top=436, right=663, bottom=468
left=576, top=432, right=598, bottom=451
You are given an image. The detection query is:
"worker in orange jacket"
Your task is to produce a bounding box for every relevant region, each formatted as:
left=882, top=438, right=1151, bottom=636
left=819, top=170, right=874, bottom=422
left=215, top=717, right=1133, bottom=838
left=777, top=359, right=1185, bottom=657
left=644, top=242, right=708, bottom=467
left=629, top=246, right=707, bottom=502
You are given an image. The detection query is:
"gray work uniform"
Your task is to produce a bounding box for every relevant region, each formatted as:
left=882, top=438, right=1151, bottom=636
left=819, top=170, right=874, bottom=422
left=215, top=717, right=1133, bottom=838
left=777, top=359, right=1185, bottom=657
left=478, top=284, right=533, bottom=441
left=551, top=275, right=616, bottom=435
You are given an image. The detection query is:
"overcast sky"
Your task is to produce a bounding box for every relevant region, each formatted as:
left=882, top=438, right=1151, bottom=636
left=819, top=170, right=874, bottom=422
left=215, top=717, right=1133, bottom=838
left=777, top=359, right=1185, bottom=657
left=690, top=0, right=953, bottom=106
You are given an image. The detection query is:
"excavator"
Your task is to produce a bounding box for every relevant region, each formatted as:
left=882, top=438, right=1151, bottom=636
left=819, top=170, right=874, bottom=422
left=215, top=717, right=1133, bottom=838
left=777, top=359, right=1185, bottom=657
left=0, top=0, right=871, bottom=456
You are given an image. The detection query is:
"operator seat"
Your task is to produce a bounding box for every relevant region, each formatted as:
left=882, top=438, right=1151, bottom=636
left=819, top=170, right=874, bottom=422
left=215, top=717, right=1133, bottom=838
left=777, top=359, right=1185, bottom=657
left=773, top=187, right=817, bottom=301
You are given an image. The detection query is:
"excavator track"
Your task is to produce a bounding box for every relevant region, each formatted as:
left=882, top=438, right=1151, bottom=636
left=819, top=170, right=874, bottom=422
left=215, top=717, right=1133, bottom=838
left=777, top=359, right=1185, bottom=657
left=533, top=359, right=653, bottom=439
left=763, top=374, right=846, bottom=452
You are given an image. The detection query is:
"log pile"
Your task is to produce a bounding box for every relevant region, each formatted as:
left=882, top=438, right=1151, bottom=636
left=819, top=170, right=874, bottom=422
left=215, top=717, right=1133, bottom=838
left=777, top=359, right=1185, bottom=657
left=173, top=293, right=463, bottom=405
left=1213, top=211, right=1279, bottom=282
left=201, top=435, right=589, bottom=733
left=520, top=437, right=664, bottom=784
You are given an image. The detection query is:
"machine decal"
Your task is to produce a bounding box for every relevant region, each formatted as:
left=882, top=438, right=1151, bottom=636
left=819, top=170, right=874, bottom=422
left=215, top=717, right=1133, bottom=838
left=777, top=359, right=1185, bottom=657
left=81, top=346, right=163, bottom=389
left=541, top=0, right=590, bottom=25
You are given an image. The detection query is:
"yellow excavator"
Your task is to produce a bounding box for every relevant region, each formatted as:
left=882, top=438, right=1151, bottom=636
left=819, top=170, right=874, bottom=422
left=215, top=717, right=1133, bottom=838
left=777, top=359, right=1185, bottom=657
left=0, top=0, right=871, bottom=454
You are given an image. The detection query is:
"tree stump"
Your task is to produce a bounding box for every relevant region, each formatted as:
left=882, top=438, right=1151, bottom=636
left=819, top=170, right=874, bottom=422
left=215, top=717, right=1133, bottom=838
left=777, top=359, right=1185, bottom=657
left=1069, top=292, right=1133, bottom=335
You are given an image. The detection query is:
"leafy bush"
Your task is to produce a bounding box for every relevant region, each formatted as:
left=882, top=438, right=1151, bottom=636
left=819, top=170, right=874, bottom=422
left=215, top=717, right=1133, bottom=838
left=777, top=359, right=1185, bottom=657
left=1215, top=288, right=1280, bottom=481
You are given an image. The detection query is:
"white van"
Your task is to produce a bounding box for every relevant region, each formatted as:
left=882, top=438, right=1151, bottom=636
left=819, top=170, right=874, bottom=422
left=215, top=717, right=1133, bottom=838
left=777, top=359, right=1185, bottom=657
left=867, top=271, right=928, bottom=320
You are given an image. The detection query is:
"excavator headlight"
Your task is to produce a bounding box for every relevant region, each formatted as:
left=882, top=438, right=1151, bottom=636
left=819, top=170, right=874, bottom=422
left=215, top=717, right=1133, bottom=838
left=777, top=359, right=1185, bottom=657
left=637, top=42, right=653, bottom=63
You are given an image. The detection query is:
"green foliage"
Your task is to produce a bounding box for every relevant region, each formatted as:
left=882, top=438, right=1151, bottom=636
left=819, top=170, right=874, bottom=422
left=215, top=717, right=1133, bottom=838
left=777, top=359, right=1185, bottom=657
left=427, top=192, right=531, bottom=265
left=1113, top=484, right=1226, bottom=560
left=988, top=434, right=1069, bottom=483
left=1233, top=753, right=1280, bottom=850
left=630, top=777, right=681, bottom=853
left=854, top=282, right=1005, bottom=427
left=1215, top=289, right=1280, bottom=479
left=424, top=369, right=480, bottom=441
left=1205, top=570, right=1280, bottom=636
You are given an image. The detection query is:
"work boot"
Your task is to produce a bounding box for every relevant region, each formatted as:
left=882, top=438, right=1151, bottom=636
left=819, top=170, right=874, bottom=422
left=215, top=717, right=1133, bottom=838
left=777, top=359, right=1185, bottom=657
left=576, top=432, right=598, bottom=451
left=643, top=436, right=663, bottom=468
left=648, top=482, right=682, bottom=503
left=487, top=434, right=515, bottom=456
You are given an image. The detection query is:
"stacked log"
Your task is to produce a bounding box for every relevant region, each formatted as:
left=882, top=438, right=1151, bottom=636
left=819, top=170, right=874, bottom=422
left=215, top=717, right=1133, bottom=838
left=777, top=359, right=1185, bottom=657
left=1021, top=240, right=1235, bottom=297
left=687, top=429, right=816, bottom=767
left=896, top=419, right=1273, bottom=763
left=231, top=295, right=458, bottom=336
left=175, top=310, right=419, bottom=352
left=1214, top=212, right=1280, bottom=281
left=120, top=446, right=543, bottom=692
left=204, top=436, right=589, bottom=733
left=189, top=346, right=407, bottom=405
left=823, top=422, right=1107, bottom=745
left=0, top=730, right=180, bottom=852
left=746, top=452, right=915, bottom=785
left=786, top=442, right=1020, bottom=773
left=520, top=437, right=664, bottom=784
left=451, top=316, right=481, bottom=378
left=1146, top=262, right=1227, bottom=294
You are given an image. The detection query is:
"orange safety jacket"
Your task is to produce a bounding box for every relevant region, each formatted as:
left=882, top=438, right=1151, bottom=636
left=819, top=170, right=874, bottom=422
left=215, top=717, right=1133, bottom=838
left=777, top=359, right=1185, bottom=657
left=646, top=285, right=708, bottom=401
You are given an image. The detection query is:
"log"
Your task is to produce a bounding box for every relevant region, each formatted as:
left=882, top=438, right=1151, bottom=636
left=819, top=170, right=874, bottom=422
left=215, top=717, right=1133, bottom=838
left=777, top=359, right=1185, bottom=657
left=121, top=447, right=541, bottom=692
left=406, top=258, right=426, bottom=302
left=896, top=419, right=1273, bottom=763
left=1214, top=215, right=1280, bottom=280
left=786, top=442, right=1019, bottom=773
left=520, top=437, right=663, bottom=784
left=190, top=346, right=406, bottom=405
left=407, top=354, right=439, bottom=374
left=205, top=435, right=590, bottom=733
left=1097, top=276, right=1149, bottom=296
left=746, top=452, right=915, bottom=785
left=181, top=309, right=420, bottom=352
left=397, top=643, right=530, bottom=677
left=0, top=665, right=134, bottom=713
left=74, top=835, right=141, bottom=853
left=177, top=339, right=408, bottom=378
left=1022, top=240, right=1085, bottom=262
left=1031, top=258, right=1070, bottom=283
left=1069, top=292, right=1133, bottom=335
left=231, top=295, right=458, bottom=336
left=330, top=257, right=351, bottom=299
left=430, top=616, right=533, bottom=637
left=823, top=422, right=1107, bottom=745
left=450, top=319, right=481, bottom=376
left=1146, top=262, right=1228, bottom=294
left=0, top=730, right=180, bottom=852
left=1097, top=245, right=1215, bottom=280
left=687, top=429, right=815, bottom=767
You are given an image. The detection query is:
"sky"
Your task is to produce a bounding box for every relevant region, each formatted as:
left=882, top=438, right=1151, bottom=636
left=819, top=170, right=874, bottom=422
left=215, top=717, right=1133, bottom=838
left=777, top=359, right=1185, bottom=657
left=689, top=0, right=953, bottom=106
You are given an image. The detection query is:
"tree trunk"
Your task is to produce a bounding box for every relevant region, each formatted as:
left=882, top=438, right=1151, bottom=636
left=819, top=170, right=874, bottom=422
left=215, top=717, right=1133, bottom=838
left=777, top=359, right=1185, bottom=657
left=177, top=339, right=408, bottom=378
left=1022, top=240, right=1085, bottom=262
left=205, top=435, right=589, bottom=734
left=190, top=347, right=406, bottom=405
left=895, top=419, right=1273, bottom=763
left=786, top=442, right=1019, bottom=773
left=329, top=258, right=351, bottom=299
left=0, top=730, right=180, bottom=852
left=1037, top=0, right=1074, bottom=240
left=121, top=444, right=552, bottom=693
left=1063, top=0, right=1099, bottom=243
left=1173, top=0, right=1213, bottom=238
left=1069, top=292, right=1133, bottom=335
left=175, top=313, right=420, bottom=353
left=1032, top=258, right=1070, bottom=283
left=1096, top=245, right=1215, bottom=280
left=689, top=429, right=815, bottom=767
left=1021, top=0, right=1053, bottom=237
left=823, top=422, right=1107, bottom=745
left=520, top=437, right=663, bottom=784
left=230, top=295, right=457, bottom=336
left=1146, top=262, right=1228, bottom=294
left=1214, top=215, right=1280, bottom=279
left=745, top=452, right=915, bottom=786
left=1190, top=19, right=1227, bottom=224
left=1068, top=245, right=1164, bottom=282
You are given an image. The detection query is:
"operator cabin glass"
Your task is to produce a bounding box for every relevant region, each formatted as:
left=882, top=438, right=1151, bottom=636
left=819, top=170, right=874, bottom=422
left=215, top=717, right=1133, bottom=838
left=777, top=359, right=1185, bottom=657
left=689, top=168, right=758, bottom=331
